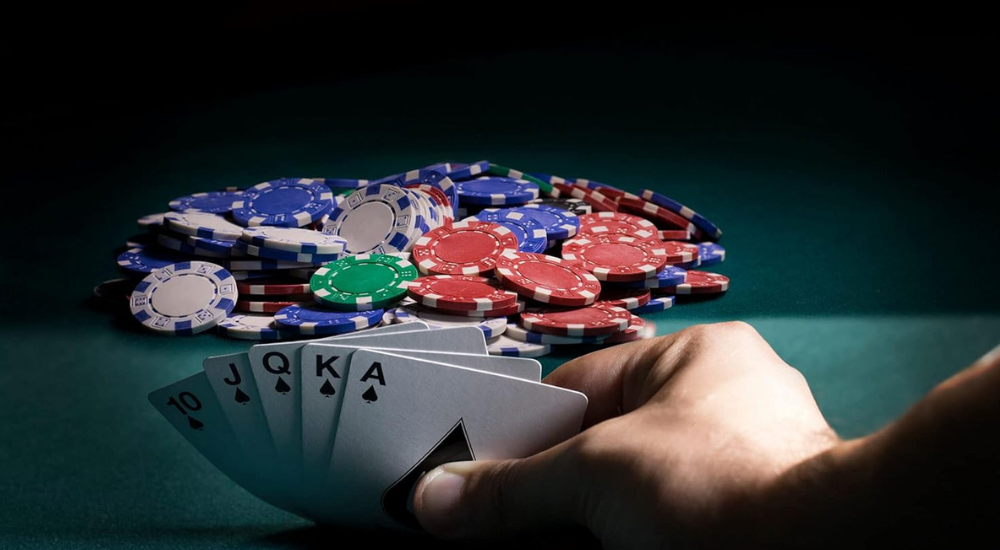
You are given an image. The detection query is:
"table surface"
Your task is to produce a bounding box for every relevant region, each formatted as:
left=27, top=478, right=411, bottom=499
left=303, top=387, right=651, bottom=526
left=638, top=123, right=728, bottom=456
left=3, top=36, right=999, bottom=549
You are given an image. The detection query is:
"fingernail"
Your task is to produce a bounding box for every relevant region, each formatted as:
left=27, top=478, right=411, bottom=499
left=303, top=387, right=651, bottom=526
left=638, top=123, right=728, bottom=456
left=416, top=465, right=468, bottom=535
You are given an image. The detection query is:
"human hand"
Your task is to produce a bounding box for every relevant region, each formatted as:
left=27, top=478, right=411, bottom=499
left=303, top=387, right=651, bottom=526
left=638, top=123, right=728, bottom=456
left=411, top=321, right=842, bottom=548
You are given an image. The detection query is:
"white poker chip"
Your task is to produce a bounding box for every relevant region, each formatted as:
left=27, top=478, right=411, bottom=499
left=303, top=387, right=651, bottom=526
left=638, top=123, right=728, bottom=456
left=240, top=226, right=347, bottom=255
left=217, top=313, right=286, bottom=341
left=130, top=261, right=238, bottom=335
left=321, top=183, right=421, bottom=255
left=393, top=303, right=507, bottom=338
left=486, top=334, right=551, bottom=358
left=163, top=211, right=245, bottom=242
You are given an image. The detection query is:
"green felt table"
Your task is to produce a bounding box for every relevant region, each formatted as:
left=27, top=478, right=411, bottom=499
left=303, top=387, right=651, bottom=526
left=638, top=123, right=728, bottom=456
left=3, top=43, right=998, bottom=549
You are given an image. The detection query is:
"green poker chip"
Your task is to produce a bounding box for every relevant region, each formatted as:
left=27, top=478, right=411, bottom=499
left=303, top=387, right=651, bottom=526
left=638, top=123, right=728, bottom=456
left=311, top=253, right=418, bottom=311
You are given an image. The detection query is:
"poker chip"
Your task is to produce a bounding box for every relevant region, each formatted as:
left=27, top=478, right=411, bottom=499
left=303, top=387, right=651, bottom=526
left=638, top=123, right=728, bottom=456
left=659, top=229, right=693, bottom=241
left=550, top=183, right=618, bottom=212
left=469, top=209, right=548, bottom=253
left=234, top=299, right=307, bottom=314
left=661, top=271, right=730, bottom=295
left=130, top=261, right=238, bottom=335
left=604, top=315, right=650, bottom=344
left=117, top=247, right=189, bottom=275
left=232, top=178, right=334, bottom=227
left=484, top=163, right=555, bottom=195
left=156, top=231, right=232, bottom=259
left=169, top=191, right=244, bottom=214
left=93, top=278, right=135, bottom=305
left=216, top=313, right=286, bottom=341
left=610, top=265, right=688, bottom=289
left=425, top=300, right=526, bottom=318
left=455, top=176, right=539, bottom=206
left=639, top=189, right=723, bottom=240
left=410, top=221, right=519, bottom=276
left=494, top=251, right=601, bottom=307
left=504, top=323, right=612, bottom=345
left=311, top=254, right=418, bottom=311
left=630, top=295, right=675, bottom=314
left=236, top=278, right=313, bottom=295
left=163, top=211, right=245, bottom=241
left=561, top=235, right=668, bottom=282
left=223, top=258, right=317, bottom=271
left=240, top=226, right=347, bottom=255
left=321, top=183, right=420, bottom=255
left=233, top=240, right=340, bottom=265
left=529, top=197, right=592, bottom=216
left=618, top=196, right=698, bottom=234
left=512, top=204, right=580, bottom=240
left=577, top=212, right=657, bottom=240
left=697, top=242, right=726, bottom=266
left=406, top=275, right=519, bottom=312
left=324, top=178, right=372, bottom=189
left=486, top=334, right=551, bottom=358
left=446, top=160, right=490, bottom=181
left=392, top=303, right=508, bottom=338
left=658, top=241, right=700, bottom=264
left=570, top=179, right=626, bottom=199
left=124, top=233, right=154, bottom=248
left=519, top=305, right=631, bottom=337
left=595, top=287, right=652, bottom=310
left=274, top=303, right=383, bottom=336
left=230, top=270, right=286, bottom=281
left=137, top=212, right=166, bottom=229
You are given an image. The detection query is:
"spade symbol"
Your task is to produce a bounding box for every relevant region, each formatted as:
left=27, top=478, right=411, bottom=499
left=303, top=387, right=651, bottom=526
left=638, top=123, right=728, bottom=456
left=188, top=416, right=205, bottom=431
left=234, top=387, right=250, bottom=404
left=382, top=419, right=474, bottom=530
left=274, top=377, right=291, bottom=394
left=319, top=379, right=336, bottom=397
left=361, top=385, right=378, bottom=403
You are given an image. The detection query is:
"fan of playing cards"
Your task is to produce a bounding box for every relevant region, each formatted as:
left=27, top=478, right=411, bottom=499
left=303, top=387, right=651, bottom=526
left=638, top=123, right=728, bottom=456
left=149, top=322, right=588, bottom=530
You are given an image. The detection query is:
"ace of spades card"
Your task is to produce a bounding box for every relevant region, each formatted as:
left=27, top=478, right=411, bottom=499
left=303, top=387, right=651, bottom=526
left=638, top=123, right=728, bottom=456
left=324, top=349, right=587, bottom=530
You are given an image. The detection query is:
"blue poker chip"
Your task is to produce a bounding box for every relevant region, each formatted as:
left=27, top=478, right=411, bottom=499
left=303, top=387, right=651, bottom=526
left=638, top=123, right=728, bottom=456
left=611, top=266, right=688, bottom=289
left=117, top=247, right=189, bottom=274
left=456, top=177, right=539, bottom=206
left=232, top=240, right=340, bottom=265
left=630, top=295, right=675, bottom=315
left=169, top=191, right=244, bottom=214
left=511, top=204, right=579, bottom=240
left=232, top=178, right=334, bottom=227
left=156, top=232, right=232, bottom=259
left=446, top=160, right=490, bottom=181
left=638, top=189, right=723, bottom=240
left=392, top=303, right=507, bottom=338
left=469, top=209, right=548, bottom=253
left=137, top=212, right=166, bottom=229
left=486, top=334, right=550, bottom=358
left=217, top=313, right=286, bottom=341
left=324, top=178, right=372, bottom=189
left=697, top=242, right=726, bottom=266
left=273, top=303, right=383, bottom=336
left=130, top=261, right=238, bottom=335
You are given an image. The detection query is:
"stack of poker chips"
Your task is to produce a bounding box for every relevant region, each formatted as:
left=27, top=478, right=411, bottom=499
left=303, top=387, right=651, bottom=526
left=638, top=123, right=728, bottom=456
left=96, top=160, right=728, bottom=353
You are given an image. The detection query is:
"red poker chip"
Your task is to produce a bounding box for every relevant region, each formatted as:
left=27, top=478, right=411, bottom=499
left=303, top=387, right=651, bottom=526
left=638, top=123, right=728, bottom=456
left=519, top=305, right=632, bottom=337
left=572, top=183, right=628, bottom=201
left=657, top=229, right=692, bottom=241
left=605, top=315, right=651, bottom=344
left=425, top=300, right=526, bottom=318
left=656, top=241, right=700, bottom=264
left=551, top=183, right=619, bottom=212
left=406, top=275, right=520, bottom=311
left=577, top=212, right=658, bottom=241
left=595, top=287, right=652, bottom=310
left=617, top=197, right=698, bottom=233
left=234, top=299, right=308, bottom=313
left=494, top=251, right=602, bottom=307
left=561, top=235, right=668, bottom=282
left=236, top=278, right=313, bottom=295
left=411, top=221, right=519, bottom=276
left=661, top=270, right=729, bottom=295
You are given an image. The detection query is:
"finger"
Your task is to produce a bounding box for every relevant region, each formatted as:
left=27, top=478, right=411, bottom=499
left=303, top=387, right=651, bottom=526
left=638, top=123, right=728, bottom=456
left=413, top=440, right=588, bottom=540
left=543, top=333, right=680, bottom=428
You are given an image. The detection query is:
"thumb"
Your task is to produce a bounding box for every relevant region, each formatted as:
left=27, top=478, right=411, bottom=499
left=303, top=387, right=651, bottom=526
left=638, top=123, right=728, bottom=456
left=412, top=449, right=587, bottom=539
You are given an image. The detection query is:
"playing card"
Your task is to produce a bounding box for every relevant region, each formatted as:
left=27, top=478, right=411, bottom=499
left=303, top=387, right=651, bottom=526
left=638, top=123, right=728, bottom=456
left=298, top=327, right=492, bottom=506
left=148, top=372, right=271, bottom=502
left=247, top=322, right=431, bottom=494
left=202, top=352, right=299, bottom=513
left=323, top=350, right=588, bottom=529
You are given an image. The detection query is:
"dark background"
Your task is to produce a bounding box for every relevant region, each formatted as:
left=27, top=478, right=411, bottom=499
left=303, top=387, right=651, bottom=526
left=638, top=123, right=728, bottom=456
left=3, top=6, right=998, bottom=550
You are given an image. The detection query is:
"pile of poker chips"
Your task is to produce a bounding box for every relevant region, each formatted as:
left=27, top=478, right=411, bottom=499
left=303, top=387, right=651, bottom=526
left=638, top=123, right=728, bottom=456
left=96, top=161, right=728, bottom=353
